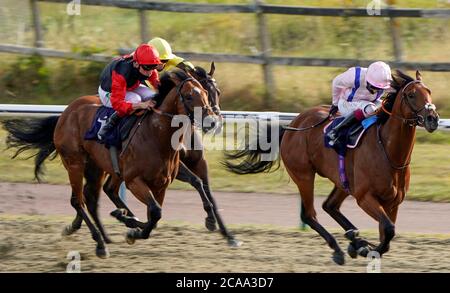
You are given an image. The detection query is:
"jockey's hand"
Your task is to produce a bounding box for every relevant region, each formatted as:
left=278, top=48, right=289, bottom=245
left=133, top=100, right=155, bottom=111
left=329, top=105, right=338, bottom=117
left=145, top=100, right=156, bottom=109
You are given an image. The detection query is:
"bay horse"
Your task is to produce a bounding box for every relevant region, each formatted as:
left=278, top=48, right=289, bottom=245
left=223, top=70, right=439, bottom=265
left=4, top=70, right=219, bottom=258
left=59, top=62, right=239, bottom=247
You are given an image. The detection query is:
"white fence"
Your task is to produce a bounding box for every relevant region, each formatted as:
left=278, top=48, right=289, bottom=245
left=0, top=104, right=448, bottom=130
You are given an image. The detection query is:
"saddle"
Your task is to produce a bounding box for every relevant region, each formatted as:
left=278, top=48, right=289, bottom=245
left=323, top=115, right=378, bottom=193
left=324, top=115, right=378, bottom=155
left=85, top=107, right=140, bottom=148
left=84, top=106, right=141, bottom=176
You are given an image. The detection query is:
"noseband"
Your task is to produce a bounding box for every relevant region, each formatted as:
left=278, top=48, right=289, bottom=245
left=382, top=80, right=436, bottom=127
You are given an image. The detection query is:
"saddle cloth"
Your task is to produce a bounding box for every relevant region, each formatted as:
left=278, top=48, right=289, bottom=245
left=323, top=115, right=378, bottom=155
left=84, top=106, right=139, bottom=149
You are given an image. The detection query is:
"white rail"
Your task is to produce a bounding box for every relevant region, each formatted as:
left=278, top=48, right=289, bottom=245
left=0, top=104, right=448, bottom=130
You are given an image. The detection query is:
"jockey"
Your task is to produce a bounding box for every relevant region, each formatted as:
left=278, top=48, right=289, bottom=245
left=147, top=37, right=195, bottom=73
left=97, top=44, right=162, bottom=140
left=326, top=61, right=392, bottom=145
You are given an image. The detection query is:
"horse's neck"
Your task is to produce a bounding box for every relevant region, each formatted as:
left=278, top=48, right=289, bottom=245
left=146, top=91, right=184, bottom=151
left=381, top=100, right=416, bottom=168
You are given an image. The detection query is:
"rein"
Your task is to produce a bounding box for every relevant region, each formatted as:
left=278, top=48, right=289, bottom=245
left=377, top=79, right=433, bottom=170
left=120, top=78, right=196, bottom=155
left=283, top=115, right=330, bottom=131
left=380, top=80, right=434, bottom=127
left=376, top=124, right=412, bottom=170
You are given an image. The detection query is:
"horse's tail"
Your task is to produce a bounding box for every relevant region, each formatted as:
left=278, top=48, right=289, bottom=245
left=2, top=116, right=60, bottom=182
left=222, top=124, right=286, bottom=174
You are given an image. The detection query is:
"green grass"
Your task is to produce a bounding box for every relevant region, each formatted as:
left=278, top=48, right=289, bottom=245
left=1, top=0, right=449, bottom=116
left=0, top=127, right=449, bottom=202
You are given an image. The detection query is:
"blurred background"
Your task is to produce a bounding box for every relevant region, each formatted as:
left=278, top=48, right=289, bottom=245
left=0, top=0, right=449, bottom=200
left=0, top=0, right=449, bottom=115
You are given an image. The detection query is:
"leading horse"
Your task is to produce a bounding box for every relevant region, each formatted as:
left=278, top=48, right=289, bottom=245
left=223, top=70, right=439, bottom=265
left=4, top=70, right=219, bottom=257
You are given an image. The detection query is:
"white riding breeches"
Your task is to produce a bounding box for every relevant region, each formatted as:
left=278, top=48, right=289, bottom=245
left=98, top=85, right=156, bottom=108
left=338, top=99, right=381, bottom=118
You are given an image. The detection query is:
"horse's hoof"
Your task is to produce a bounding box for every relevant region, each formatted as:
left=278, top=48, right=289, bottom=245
left=347, top=243, right=358, bottom=259
left=332, top=251, right=345, bottom=265
left=357, top=246, right=370, bottom=257
left=205, top=217, right=217, bottom=232
left=110, top=208, right=127, bottom=219
left=61, top=225, right=76, bottom=236
left=344, top=229, right=360, bottom=241
left=125, top=230, right=136, bottom=245
left=96, top=246, right=110, bottom=259
left=228, top=238, right=243, bottom=248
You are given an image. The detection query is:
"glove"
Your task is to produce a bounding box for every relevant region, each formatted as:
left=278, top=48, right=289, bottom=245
left=329, top=105, right=338, bottom=116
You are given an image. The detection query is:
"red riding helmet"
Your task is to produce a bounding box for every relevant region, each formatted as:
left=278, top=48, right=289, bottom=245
left=133, top=44, right=162, bottom=65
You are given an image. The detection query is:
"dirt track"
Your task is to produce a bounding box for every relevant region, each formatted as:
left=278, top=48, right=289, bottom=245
left=0, top=182, right=449, bottom=272
left=1, top=182, right=450, bottom=233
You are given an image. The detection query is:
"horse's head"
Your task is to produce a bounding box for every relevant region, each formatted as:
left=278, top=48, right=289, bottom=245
left=167, top=70, right=219, bottom=133
left=389, top=70, right=439, bottom=133
left=188, top=62, right=223, bottom=133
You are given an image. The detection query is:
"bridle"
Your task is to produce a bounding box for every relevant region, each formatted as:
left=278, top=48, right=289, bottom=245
left=381, top=80, right=436, bottom=127
left=378, top=79, right=436, bottom=170
left=197, top=76, right=221, bottom=116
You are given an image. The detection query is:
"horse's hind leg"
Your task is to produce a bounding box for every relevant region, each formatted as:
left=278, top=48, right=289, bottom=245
left=63, top=159, right=109, bottom=258
left=62, top=211, right=82, bottom=236
left=83, top=159, right=112, bottom=244
left=290, top=170, right=345, bottom=265
left=357, top=193, right=395, bottom=256
left=103, top=175, right=146, bottom=229
left=322, top=186, right=372, bottom=258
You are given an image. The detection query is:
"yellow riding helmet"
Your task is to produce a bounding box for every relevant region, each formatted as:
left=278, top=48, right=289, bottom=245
left=148, top=37, right=175, bottom=60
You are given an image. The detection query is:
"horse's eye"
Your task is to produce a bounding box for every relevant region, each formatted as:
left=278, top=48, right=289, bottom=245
left=408, top=93, right=415, bottom=99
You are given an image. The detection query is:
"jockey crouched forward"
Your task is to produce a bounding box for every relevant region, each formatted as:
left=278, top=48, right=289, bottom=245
left=97, top=44, right=162, bottom=140
left=326, top=61, right=393, bottom=145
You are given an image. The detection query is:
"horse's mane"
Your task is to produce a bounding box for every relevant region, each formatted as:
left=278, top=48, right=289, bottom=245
left=377, top=70, right=415, bottom=124
left=192, top=66, right=208, bottom=79
left=152, top=69, right=191, bottom=107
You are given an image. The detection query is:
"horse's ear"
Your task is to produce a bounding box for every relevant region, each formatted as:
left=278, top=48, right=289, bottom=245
left=209, top=62, right=215, bottom=77
left=416, top=70, right=422, bottom=81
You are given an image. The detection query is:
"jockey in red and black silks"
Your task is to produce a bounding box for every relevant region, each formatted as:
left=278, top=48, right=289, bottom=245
left=97, top=44, right=162, bottom=140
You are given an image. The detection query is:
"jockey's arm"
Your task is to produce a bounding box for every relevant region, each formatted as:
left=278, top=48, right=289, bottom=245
left=332, top=67, right=356, bottom=106
left=110, top=71, right=133, bottom=117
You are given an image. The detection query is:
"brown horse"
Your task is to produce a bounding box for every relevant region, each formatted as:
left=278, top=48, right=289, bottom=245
left=223, top=70, right=439, bottom=265
left=4, top=70, right=218, bottom=258
left=59, top=62, right=239, bottom=247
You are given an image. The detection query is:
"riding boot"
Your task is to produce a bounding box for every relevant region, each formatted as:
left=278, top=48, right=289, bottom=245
left=327, top=112, right=359, bottom=146
left=98, top=112, right=121, bottom=140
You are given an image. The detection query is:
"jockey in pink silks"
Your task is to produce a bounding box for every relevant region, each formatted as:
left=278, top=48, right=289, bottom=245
left=326, top=61, right=393, bottom=145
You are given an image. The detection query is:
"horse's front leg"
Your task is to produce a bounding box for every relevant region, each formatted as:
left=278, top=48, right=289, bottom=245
left=124, top=178, right=162, bottom=244
left=357, top=193, right=396, bottom=257
left=103, top=175, right=147, bottom=229
left=190, top=156, right=242, bottom=247
left=322, top=186, right=373, bottom=258
left=176, top=160, right=217, bottom=231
